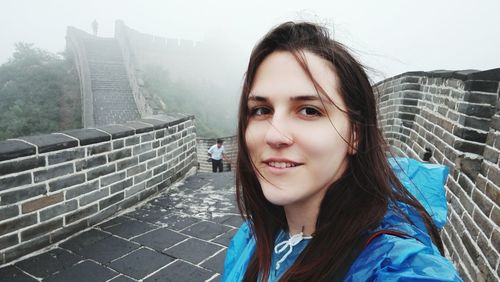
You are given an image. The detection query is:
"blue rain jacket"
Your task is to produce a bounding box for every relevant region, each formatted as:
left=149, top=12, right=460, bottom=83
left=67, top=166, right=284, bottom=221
left=222, top=157, right=462, bottom=281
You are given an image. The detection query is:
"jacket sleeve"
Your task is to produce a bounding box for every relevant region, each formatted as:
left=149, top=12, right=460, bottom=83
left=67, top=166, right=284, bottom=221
left=346, top=234, right=463, bottom=281
left=221, top=222, right=255, bottom=282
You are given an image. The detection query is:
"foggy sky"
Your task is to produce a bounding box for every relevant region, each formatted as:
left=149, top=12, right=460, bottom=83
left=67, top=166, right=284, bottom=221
left=1, top=0, right=500, bottom=82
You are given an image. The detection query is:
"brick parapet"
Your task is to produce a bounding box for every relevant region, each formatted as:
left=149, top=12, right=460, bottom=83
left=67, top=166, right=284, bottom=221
left=377, top=68, right=500, bottom=281
left=0, top=114, right=197, bottom=265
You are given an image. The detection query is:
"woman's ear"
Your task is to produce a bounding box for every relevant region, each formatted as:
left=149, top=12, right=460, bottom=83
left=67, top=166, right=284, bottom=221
left=348, top=128, right=358, bottom=155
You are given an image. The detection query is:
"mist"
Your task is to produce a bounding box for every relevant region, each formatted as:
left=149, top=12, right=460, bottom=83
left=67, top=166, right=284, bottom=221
left=1, top=0, right=499, bottom=138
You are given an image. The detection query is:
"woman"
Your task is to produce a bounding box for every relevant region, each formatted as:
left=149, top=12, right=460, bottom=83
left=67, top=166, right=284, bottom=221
left=223, top=22, right=461, bottom=281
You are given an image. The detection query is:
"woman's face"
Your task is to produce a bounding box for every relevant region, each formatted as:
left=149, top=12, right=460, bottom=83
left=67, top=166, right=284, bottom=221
left=245, top=50, right=353, bottom=211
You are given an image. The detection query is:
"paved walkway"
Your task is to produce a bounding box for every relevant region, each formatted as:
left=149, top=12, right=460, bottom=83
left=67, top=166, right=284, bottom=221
left=0, top=172, right=241, bottom=282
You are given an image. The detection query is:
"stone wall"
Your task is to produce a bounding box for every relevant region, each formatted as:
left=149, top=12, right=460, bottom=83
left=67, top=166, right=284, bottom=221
left=376, top=69, right=499, bottom=281
left=196, top=136, right=237, bottom=173
left=0, top=114, right=197, bottom=265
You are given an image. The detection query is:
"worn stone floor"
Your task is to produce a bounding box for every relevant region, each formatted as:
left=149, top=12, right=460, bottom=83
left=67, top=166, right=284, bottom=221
left=0, top=172, right=241, bottom=282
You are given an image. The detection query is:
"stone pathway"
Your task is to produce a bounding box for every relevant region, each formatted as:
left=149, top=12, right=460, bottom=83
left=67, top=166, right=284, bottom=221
left=0, top=172, right=241, bottom=282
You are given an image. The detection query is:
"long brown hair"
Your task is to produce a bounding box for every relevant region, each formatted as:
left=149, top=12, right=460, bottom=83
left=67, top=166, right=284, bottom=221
left=235, top=22, right=444, bottom=281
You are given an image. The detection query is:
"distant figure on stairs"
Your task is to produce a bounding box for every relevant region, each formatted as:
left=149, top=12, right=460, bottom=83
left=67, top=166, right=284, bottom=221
left=92, top=19, right=98, bottom=36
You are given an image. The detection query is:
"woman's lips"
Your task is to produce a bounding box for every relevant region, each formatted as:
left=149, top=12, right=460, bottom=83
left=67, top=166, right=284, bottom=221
left=262, top=158, right=303, bottom=170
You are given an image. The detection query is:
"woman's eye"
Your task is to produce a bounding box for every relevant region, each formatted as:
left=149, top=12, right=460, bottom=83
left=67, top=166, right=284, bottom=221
left=250, top=107, right=271, bottom=116
left=299, top=107, right=322, bottom=117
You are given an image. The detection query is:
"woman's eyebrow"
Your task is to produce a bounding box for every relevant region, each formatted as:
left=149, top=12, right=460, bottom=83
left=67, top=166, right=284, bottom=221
left=247, top=95, right=267, bottom=102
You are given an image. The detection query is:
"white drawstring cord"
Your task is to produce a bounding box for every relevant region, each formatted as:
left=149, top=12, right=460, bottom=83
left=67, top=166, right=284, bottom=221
left=274, top=232, right=313, bottom=270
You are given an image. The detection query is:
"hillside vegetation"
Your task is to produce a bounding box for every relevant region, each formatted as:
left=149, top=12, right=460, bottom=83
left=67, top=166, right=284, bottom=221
left=0, top=43, right=81, bottom=140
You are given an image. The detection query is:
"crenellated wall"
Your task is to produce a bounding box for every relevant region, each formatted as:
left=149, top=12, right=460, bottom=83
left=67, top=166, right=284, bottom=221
left=376, top=69, right=499, bottom=282
left=0, top=114, right=197, bottom=265
left=196, top=136, right=237, bottom=173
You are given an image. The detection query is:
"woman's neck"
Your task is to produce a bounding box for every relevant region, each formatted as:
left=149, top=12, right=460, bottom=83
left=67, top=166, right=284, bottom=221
left=284, top=202, right=320, bottom=236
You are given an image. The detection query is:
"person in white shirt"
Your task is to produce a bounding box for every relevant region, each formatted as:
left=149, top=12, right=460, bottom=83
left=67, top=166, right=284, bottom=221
left=208, top=139, right=227, bottom=172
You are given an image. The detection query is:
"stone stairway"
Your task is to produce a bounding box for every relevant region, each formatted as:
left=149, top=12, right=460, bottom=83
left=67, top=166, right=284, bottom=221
left=83, top=37, right=140, bottom=126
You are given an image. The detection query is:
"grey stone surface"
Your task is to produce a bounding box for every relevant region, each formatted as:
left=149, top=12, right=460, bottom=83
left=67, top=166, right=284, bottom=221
left=108, top=247, right=174, bottom=279
left=0, top=265, right=37, bottom=281
left=43, top=260, right=117, bottom=282
left=14, top=248, right=81, bottom=279
left=132, top=227, right=188, bottom=251
left=164, top=238, right=223, bottom=264
left=143, top=260, right=213, bottom=282
left=1, top=172, right=239, bottom=281
left=99, top=216, right=158, bottom=239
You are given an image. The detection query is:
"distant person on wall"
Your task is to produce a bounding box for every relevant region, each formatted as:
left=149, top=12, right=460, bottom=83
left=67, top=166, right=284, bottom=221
left=92, top=19, right=98, bottom=36
left=208, top=139, right=227, bottom=173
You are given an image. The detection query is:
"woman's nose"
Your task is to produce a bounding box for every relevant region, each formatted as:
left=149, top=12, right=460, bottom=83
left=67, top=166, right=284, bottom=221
left=264, top=116, right=294, bottom=149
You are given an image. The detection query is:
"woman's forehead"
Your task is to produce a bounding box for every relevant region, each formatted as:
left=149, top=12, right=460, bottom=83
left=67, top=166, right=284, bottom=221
left=249, top=51, right=343, bottom=106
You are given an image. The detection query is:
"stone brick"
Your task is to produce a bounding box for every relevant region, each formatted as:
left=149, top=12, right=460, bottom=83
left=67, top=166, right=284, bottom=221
left=80, top=189, right=109, bottom=206
left=473, top=208, right=493, bottom=237
left=98, top=125, right=135, bottom=139
left=146, top=157, right=162, bottom=169
left=100, top=171, right=126, bottom=187
left=464, top=91, right=498, bottom=104
left=126, top=164, right=146, bottom=177
left=20, top=218, right=63, bottom=242
left=87, top=164, right=116, bottom=180
left=39, top=200, right=78, bottom=221
left=87, top=143, right=112, bottom=156
left=491, top=206, right=500, bottom=227
left=146, top=175, right=162, bottom=188
left=460, top=115, right=491, bottom=131
left=462, top=213, right=479, bottom=240
left=459, top=156, right=483, bottom=182
left=487, top=165, right=500, bottom=187
left=117, top=157, right=139, bottom=171
left=0, top=172, right=31, bottom=192
left=472, top=189, right=494, bottom=216
left=63, top=129, right=110, bottom=146
left=33, top=164, right=74, bottom=183
left=48, top=173, right=86, bottom=192
left=65, top=204, right=98, bottom=225
left=107, top=148, right=132, bottom=162
left=125, top=136, right=140, bottom=146
left=453, top=126, right=488, bottom=143
left=0, top=184, right=46, bottom=205
left=65, top=180, right=99, bottom=199
left=454, top=140, right=484, bottom=155
left=133, top=144, right=152, bottom=156
left=47, top=149, right=85, bottom=165
left=0, top=140, right=36, bottom=162
left=22, top=192, right=63, bottom=213
left=477, top=232, right=498, bottom=269
left=113, top=139, right=124, bottom=150
left=458, top=174, right=475, bottom=196
left=109, top=178, right=133, bottom=194
left=0, top=205, right=19, bottom=221
left=457, top=102, right=495, bottom=118
left=458, top=188, right=474, bottom=215
left=155, top=130, right=165, bottom=139
left=99, top=192, right=124, bottom=210
left=483, top=146, right=499, bottom=163
left=4, top=235, right=50, bottom=264
left=21, top=134, right=77, bottom=154
left=50, top=219, right=87, bottom=244
left=0, top=234, right=18, bottom=249
left=485, top=181, right=499, bottom=206
left=75, top=155, right=107, bottom=171
left=464, top=80, right=499, bottom=93
left=125, top=183, right=146, bottom=197
left=140, top=133, right=154, bottom=143
left=139, top=151, right=156, bottom=163
left=0, top=214, right=37, bottom=236
left=0, top=157, right=45, bottom=177
left=133, top=170, right=152, bottom=184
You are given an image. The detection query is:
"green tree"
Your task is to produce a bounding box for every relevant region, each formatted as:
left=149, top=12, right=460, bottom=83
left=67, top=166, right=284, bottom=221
left=0, top=43, right=81, bottom=140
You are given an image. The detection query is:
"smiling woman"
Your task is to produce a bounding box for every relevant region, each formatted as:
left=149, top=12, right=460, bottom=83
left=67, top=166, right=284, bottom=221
left=222, top=22, right=462, bottom=281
